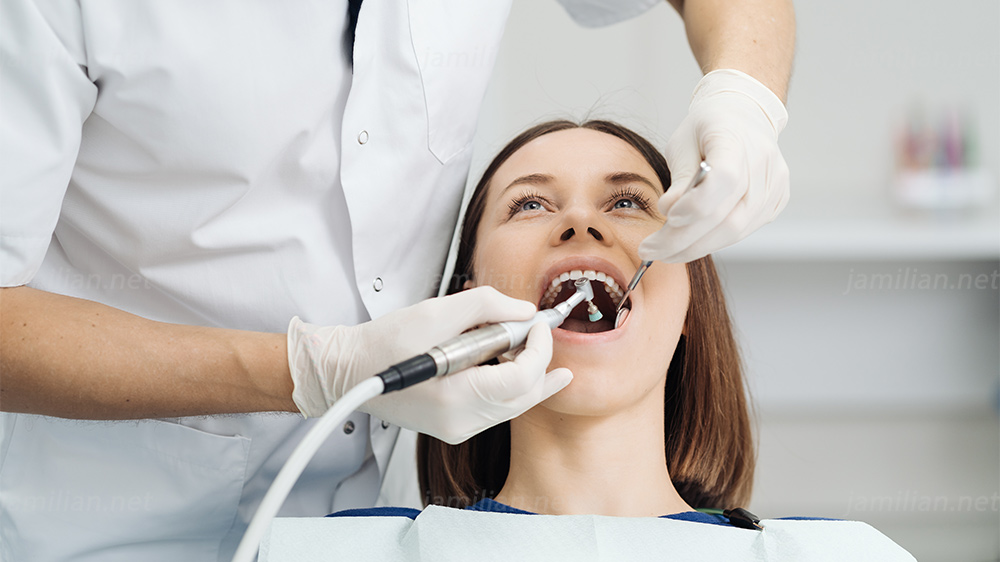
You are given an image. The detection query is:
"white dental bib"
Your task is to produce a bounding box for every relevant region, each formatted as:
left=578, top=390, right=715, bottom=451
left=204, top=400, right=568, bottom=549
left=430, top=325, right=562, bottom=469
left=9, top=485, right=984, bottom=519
left=259, top=504, right=914, bottom=561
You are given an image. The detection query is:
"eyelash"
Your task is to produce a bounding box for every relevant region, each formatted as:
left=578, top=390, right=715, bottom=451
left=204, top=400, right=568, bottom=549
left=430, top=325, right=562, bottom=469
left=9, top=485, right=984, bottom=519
left=606, top=187, right=652, bottom=211
left=506, top=191, right=548, bottom=218
left=505, top=186, right=653, bottom=219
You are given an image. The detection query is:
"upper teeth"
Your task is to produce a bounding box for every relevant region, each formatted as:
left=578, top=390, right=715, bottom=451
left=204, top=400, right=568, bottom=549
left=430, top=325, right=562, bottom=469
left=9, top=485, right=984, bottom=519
left=540, top=269, right=623, bottom=308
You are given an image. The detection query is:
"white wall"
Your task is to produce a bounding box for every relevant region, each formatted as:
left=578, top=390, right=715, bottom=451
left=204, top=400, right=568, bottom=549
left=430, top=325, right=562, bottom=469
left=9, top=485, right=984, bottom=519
left=474, top=0, right=1000, bottom=213
left=469, top=1, right=1000, bottom=560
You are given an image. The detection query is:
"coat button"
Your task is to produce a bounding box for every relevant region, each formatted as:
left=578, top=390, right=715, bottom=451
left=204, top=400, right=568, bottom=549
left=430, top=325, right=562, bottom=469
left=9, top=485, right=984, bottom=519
left=343, top=420, right=356, bottom=435
left=373, top=277, right=383, bottom=292
left=358, top=130, right=369, bottom=144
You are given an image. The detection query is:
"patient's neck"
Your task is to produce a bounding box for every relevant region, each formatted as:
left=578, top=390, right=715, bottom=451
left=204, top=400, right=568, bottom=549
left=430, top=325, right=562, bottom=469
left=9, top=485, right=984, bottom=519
left=493, top=380, right=692, bottom=518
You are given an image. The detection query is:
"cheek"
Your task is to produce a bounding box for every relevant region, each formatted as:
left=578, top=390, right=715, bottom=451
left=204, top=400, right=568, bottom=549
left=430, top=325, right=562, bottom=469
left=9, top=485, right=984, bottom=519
left=645, top=265, right=690, bottom=309
left=608, top=217, right=666, bottom=253
left=633, top=267, right=689, bottom=362
left=470, top=232, right=538, bottom=298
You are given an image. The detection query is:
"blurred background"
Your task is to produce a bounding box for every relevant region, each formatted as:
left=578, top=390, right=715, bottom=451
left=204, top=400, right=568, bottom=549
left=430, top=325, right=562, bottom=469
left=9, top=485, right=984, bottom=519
left=465, top=1, right=1000, bottom=559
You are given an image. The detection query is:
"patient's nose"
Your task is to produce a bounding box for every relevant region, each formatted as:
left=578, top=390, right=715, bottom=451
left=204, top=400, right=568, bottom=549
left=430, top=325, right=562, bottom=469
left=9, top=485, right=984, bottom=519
left=551, top=207, right=611, bottom=246
left=557, top=226, right=604, bottom=242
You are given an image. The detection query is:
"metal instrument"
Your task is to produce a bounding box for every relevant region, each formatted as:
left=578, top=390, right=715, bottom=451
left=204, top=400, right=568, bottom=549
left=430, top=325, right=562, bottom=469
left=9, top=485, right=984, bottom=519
left=615, top=161, right=712, bottom=317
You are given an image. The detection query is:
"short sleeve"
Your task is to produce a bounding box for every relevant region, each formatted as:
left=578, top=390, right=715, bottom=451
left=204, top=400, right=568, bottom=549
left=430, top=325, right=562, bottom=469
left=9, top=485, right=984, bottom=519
left=555, top=0, right=661, bottom=28
left=0, top=0, right=97, bottom=286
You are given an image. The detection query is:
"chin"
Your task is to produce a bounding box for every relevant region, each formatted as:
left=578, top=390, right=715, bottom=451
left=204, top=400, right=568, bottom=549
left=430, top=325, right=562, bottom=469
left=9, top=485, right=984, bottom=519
left=538, top=344, right=673, bottom=419
left=539, top=389, right=617, bottom=417
left=536, top=363, right=633, bottom=417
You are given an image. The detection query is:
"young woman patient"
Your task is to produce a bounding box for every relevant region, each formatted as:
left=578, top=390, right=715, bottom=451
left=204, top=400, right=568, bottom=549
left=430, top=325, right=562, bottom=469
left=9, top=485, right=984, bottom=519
left=316, top=120, right=913, bottom=559
left=415, top=119, right=753, bottom=520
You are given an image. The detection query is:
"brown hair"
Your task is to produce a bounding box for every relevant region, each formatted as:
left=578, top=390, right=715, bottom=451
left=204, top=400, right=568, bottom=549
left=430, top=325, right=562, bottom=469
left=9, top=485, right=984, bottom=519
left=418, top=120, right=754, bottom=510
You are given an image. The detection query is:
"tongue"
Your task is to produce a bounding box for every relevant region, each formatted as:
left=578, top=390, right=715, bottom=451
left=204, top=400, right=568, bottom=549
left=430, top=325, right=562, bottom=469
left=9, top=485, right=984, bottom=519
left=560, top=316, right=615, bottom=333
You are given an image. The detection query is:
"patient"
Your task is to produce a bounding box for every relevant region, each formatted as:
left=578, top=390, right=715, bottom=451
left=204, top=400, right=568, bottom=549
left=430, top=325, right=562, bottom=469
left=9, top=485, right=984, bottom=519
left=312, top=121, right=913, bottom=561
left=416, top=119, right=753, bottom=518
left=315, top=121, right=914, bottom=559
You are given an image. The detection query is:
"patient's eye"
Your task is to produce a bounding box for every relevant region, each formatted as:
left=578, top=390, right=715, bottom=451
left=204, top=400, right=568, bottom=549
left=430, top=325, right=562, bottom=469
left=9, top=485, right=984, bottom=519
left=507, top=192, right=549, bottom=218
left=607, top=187, right=652, bottom=212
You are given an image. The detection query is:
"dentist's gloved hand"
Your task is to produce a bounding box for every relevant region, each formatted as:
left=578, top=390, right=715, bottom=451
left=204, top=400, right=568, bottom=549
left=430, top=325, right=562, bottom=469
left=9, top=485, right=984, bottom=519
left=640, top=69, right=790, bottom=263
left=287, top=287, right=573, bottom=444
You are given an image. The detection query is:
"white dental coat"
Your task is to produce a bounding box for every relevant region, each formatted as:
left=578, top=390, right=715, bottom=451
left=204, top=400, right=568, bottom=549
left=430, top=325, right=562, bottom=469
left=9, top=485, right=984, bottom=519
left=0, top=0, right=659, bottom=560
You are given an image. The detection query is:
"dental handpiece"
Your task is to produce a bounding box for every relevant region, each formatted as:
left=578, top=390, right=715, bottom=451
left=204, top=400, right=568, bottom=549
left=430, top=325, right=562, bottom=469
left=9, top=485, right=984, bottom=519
left=377, top=279, right=594, bottom=393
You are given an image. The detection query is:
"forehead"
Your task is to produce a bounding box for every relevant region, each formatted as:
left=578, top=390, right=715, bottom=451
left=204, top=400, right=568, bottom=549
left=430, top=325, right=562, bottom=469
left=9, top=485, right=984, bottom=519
left=490, top=128, right=661, bottom=191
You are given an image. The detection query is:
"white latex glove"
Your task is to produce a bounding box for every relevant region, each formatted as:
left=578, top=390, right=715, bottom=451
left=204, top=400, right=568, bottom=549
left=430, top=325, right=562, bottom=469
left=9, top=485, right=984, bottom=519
left=639, top=69, right=790, bottom=263
left=287, top=286, right=573, bottom=444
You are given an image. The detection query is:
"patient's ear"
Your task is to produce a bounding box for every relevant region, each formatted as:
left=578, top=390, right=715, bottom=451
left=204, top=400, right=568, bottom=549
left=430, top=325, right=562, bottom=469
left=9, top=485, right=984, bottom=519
left=463, top=278, right=475, bottom=290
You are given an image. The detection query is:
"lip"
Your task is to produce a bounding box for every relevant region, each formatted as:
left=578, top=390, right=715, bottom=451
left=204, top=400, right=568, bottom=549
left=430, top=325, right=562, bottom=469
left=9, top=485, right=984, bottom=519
left=552, top=301, right=633, bottom=345
left=537, top=256, right=630, bottom=306
left=536, top=256, right=636, bottom=344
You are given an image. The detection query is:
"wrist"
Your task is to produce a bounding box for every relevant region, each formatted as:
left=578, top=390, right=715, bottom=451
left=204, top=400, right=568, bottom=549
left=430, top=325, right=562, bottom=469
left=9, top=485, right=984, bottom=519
left=235, top=329, right=297, bottom=413
left=691, top=69, right=789, bottom=135
left=286, top=317, right=359, bottom=417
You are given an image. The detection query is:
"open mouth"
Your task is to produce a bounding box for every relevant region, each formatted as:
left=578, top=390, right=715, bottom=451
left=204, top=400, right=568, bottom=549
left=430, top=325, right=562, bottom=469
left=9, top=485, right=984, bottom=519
left=539, top=270, right=630, bottom=334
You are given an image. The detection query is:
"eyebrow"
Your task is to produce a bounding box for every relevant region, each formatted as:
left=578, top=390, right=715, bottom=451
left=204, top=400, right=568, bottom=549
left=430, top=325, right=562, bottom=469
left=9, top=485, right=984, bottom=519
left=500, top=171, right=659, bottom=195
left=500, top=173, right=555, bottom=195
left=605, top=172, right=660, bottom=192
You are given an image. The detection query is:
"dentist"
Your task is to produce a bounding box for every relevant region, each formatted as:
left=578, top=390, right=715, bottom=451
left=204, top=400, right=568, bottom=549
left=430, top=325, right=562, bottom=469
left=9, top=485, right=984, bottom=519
left=0, top=0, right=794, bottom=560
